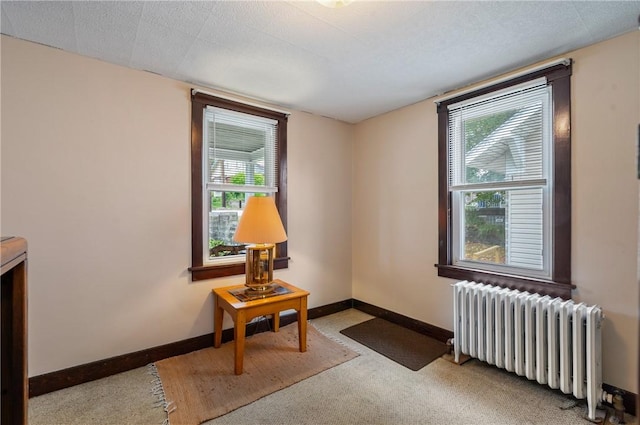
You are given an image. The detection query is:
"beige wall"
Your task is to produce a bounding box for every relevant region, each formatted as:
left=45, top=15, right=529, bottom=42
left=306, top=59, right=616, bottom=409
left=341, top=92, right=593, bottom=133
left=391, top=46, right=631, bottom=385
left=353, top=31, right=639, bottom=393
left=571, top=31, right=639, bottom=395
left=2, top=30, right=638, bottom=395
left=0, top=35, right=353, bottom=376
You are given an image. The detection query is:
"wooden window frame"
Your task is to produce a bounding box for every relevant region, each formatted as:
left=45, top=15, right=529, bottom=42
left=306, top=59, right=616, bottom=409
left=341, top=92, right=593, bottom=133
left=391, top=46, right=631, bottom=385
left=436, top=62, right=574, bottom=299
left=189, top=91, right=288, bottom=281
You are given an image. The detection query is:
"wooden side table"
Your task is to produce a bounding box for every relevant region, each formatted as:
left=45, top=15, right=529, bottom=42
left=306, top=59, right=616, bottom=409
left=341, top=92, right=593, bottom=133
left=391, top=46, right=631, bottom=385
left=212, top=279, right=309, bottom=375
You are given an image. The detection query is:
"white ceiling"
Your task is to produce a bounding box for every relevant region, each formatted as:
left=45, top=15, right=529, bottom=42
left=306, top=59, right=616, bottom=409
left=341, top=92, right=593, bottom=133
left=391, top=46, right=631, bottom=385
left=2, top=1, right=639, bottom=123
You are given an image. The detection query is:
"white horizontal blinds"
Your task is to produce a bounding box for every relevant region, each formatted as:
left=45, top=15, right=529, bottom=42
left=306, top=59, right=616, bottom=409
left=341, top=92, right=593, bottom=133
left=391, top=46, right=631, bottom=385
left=204, top=106, right=278, bottom=193
left=448, top=78, right=549, bottom=189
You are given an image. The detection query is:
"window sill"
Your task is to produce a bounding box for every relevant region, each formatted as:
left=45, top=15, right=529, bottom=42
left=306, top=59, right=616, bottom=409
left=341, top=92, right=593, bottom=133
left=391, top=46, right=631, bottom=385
left=436, top=264, right=574, bottom=299
left=190, top=257, right=289, bottom=281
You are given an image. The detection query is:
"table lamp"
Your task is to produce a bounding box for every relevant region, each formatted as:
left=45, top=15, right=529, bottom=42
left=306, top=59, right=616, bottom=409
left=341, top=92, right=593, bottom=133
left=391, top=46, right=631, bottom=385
left=233, top=196, right=287, bottom=294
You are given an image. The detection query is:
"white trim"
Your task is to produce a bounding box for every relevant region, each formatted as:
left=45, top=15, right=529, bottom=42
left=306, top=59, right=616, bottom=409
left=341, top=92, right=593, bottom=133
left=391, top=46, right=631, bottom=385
left=435, top=58, right=570, bottom=105
left=206, top=183, right=277, bottom=193
left=454, top=259, right=550, bottom=278
left=204, top=253, right=245, bottom=266
left=451, top=179, right=547, bottom=192
left=192, top=88, right=291, bottom=116
left=202, top=148, right=210, bottom=266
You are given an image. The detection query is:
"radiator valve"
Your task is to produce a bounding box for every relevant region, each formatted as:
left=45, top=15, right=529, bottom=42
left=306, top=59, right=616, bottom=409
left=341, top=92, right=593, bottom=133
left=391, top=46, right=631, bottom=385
left=611, top=392, right=625, bottom=424
left=603, top=391, right=613, bottom=404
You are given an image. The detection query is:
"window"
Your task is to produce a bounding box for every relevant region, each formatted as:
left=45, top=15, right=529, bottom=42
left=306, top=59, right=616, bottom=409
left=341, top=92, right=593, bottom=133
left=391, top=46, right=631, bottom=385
left=190, top=91, right=288, bottom=281
left=436, top=61, right=572, bottom=298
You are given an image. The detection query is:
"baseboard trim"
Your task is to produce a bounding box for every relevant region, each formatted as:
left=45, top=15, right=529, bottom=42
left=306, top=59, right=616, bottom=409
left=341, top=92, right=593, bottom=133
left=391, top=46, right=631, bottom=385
left=352, top=299, right=454, bottom=343
left=29, top=331, right=217, bottom=398
left=29, top=299, right=352, bottom=397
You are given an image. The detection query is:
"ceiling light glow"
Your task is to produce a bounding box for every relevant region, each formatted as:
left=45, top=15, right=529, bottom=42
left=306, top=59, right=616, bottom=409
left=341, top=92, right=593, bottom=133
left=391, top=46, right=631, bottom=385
left=316, top=0, right=353, bottom=8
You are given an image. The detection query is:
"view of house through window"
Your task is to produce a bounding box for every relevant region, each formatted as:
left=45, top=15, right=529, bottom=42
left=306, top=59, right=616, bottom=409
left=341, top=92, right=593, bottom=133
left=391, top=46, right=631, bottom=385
left=462, top=190, right=506, bottom=263
left=459, top=110, right=514, bottom=265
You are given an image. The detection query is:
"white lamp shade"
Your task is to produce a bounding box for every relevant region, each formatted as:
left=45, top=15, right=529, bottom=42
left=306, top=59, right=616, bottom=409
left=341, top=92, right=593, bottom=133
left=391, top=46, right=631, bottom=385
left=233, top=196, right=287, bottom=244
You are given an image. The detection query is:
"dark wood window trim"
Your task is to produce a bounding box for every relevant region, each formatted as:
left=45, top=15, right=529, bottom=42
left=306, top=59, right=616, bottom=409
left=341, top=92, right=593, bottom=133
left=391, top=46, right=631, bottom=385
left=436, top=62, right=573, bottom=299
left=190, top=91, right=288, bottom=281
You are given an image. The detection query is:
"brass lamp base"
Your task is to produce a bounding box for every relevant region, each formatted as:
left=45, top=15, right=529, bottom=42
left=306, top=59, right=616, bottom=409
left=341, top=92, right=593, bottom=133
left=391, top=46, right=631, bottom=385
left=244, top=243, right=275, bottom=294
left=244, top=285, right=276, bottom=296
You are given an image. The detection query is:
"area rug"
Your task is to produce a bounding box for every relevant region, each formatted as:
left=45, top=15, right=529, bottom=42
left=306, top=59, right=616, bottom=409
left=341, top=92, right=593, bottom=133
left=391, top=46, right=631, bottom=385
left=340, top=318, right=448, bottom=371
left=154, top=323, right=358, bottom=425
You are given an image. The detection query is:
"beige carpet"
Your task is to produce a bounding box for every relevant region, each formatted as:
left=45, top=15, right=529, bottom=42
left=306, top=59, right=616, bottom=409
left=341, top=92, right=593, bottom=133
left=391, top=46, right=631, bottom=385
left=155, top=323, right=359, bottom=425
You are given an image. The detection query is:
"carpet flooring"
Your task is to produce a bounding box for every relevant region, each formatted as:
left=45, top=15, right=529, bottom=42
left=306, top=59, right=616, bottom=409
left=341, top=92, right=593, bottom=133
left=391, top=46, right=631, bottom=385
left=155, top=323, right=358, bottom=425
left=340, top=317, right=449, bottom=371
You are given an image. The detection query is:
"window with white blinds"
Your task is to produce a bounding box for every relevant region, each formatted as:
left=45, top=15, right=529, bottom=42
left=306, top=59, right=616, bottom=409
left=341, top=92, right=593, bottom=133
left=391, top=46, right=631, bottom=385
left=448, top=79, right=552, bottom=277
left=437, top=60, right=572, bottom=296
left=190, top=91, right=288, bottom=280
left=203, top=107, right=279, bottom=265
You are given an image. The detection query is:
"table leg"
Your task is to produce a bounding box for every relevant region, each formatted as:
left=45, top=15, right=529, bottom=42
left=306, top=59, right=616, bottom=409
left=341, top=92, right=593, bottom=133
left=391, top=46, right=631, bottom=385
left=298, top=296, right=308, bottom=352
left=273, top=312, right=280, bottom=332
left=234, top=311, right=246, bottom=375
left=214, top=295, right=223, bottom=348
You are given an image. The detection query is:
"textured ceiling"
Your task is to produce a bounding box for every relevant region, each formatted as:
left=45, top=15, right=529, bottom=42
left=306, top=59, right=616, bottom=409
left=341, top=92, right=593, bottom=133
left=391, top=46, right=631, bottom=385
left=1, top=1, right=639, bottom=123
